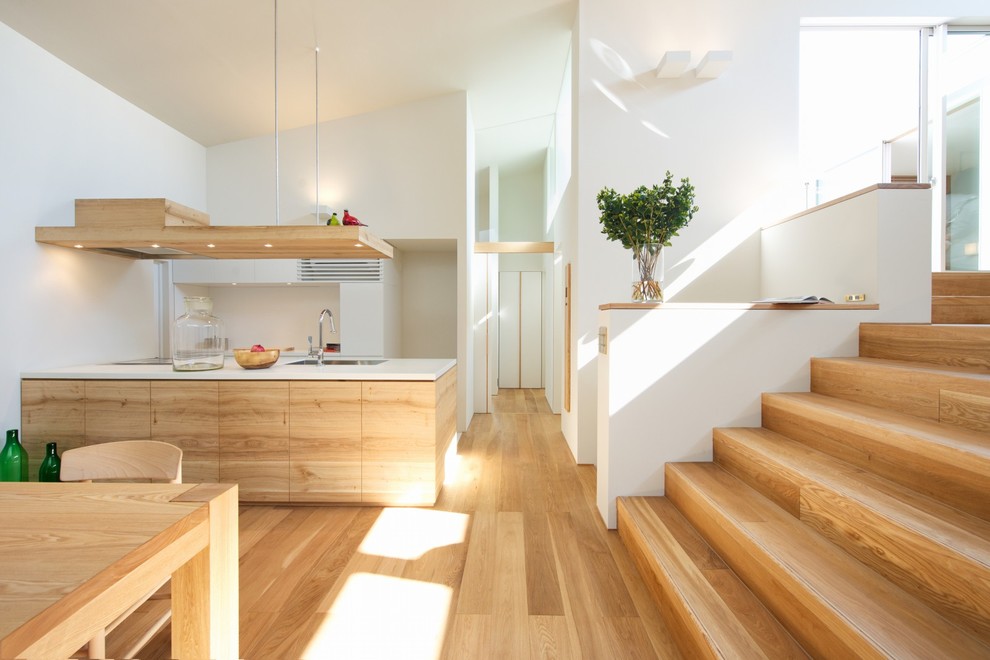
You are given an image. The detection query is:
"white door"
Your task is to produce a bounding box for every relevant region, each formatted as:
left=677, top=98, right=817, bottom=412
left=498, top=271, right=543, bottom=389
left=520, top=271, right=543, bottom=388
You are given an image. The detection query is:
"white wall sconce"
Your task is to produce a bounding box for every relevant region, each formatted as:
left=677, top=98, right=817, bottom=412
left=655, top=51, right=691, bottom=78
left=695, top=50, right=733, bottom=78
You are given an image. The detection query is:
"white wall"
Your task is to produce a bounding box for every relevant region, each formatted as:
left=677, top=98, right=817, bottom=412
left=206, top=92, right=469, bottom=239
left=499, top=162, right=546, bottom=243
left=176, top=285, right=340, bottom=353
left=382, top=256, right=402, bottom=359
left=0, top=22, right=205, bottom=432
left=761, top=190, right=880, bottom=302
left=400, top=251, right=458, bottom=359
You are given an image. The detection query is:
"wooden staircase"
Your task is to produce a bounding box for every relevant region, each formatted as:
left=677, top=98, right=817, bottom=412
left=618, top=274, right=990, bottom=658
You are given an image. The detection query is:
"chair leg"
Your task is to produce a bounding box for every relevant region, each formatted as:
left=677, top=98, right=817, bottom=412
left=87, top=631, right=106, bottom=659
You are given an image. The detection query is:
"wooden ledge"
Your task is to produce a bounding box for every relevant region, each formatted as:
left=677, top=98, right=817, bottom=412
left=474, top=241, right=554, bottom=254
left=600, top=302, right=880, bottom=311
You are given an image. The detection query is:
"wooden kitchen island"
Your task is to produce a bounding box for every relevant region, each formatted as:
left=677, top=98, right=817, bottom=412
left=21, top=358, right=456, bottom=506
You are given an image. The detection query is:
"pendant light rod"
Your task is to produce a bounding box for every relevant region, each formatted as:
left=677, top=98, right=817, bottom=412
left=273, top=0, right=280, bottom=226
left=315, top=46, right=320, bottom=225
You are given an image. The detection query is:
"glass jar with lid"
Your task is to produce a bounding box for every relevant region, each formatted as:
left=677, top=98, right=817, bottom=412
left=172, top=296, right=225, bottom=371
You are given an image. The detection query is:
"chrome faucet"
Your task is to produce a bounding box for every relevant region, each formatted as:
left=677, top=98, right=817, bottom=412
left=314, top=308, right=336, bottom=364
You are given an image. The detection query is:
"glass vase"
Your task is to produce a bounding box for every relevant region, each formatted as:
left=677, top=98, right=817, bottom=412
left=38, top=442, right=61, bottom=482
left=631, top=244, right=664, bottom=302
left=173, top=296, right=225, bottom=371
left=0, top=429, right=29, bottom=482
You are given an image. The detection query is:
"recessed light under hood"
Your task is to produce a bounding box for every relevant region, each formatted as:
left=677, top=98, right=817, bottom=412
left=34, top=198, right=394, bottom=260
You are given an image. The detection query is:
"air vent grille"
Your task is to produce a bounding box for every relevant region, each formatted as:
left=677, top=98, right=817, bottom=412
left=297, top=259, right=383, bottom=282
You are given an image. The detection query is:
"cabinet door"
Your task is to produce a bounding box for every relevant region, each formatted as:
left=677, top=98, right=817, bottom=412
left=84, top=381, right=151, bottom=445
left=21, top=380, right=86, bottom=469
left=362, top=380, right=437, bottom=505
left=219, top=381, right=289, bottom=501
left=151, top=381, right=219, bottom=483
left=289, top=381, right=362, bottom=502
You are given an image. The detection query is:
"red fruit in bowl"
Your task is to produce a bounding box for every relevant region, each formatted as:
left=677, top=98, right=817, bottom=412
left=250, top=344, right=266, bottom=352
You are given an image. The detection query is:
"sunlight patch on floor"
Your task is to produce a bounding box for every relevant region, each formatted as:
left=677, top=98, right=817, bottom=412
left=302, top=573, right=452, bottom=659
left=359, top=507, right=470, bottom=561
left=444, top=432, right=462, bottom=486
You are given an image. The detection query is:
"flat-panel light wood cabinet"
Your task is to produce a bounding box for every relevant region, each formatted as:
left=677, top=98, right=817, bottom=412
left=21, top=370, right=456, bottom=504
left=84, top=381, right=151, bottom=444
left=362, top=380, right=437, bottom=505
left=151, top=381, right=220, bottom=483
left=20, top=379, right=85, bottom=461
left=219, top=381, right=289, bottom=501
left=21, top=379, right=221, bottom=483
left=289, top=381, right=362, bottom=502
left=362, top=368, right=457, bottom=505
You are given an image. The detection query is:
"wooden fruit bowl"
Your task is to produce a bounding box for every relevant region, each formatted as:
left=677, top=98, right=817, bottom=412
left=233, top=348, right=280, bottom=369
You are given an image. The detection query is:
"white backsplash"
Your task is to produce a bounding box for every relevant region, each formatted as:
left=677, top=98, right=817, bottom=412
left=174, top=284, right=341, bottom=355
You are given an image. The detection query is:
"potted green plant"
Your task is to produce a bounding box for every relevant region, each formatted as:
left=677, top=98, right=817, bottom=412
left=597, top=171, right=698, bottom=301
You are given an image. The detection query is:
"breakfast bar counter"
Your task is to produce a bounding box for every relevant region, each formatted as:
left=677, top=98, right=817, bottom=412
left=21, top=359, right=457, bottom=506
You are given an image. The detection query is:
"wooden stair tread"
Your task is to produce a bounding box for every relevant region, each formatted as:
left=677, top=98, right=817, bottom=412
left=860, top=323, right=990, bottom=371
left=762, top=391, right=990, bottom=521
left=618, top=496, right=808, bottom=659
left=666, top=462, right=990, bottom=659
left=715, top=426, right=990, bottom=639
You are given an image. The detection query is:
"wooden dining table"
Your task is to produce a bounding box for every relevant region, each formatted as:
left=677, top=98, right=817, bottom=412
left=0, top=482, right=238, bottom=659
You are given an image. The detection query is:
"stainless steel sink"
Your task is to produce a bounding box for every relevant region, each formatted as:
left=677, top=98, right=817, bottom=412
left=287, top=359, right=387, bottom=366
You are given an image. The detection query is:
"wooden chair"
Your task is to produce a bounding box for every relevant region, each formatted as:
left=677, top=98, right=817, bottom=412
left=60, top=440, right=182, bottom=484
left=61, top=441, right=183, bottom=659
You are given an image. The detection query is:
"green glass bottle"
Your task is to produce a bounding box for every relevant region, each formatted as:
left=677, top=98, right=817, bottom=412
left=0, top=429, right=29, bottom=482
left=38, top=442, right=61, bottom=482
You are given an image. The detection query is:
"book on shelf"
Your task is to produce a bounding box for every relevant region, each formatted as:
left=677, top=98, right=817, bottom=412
left=753, top=295, right=833, bottom=304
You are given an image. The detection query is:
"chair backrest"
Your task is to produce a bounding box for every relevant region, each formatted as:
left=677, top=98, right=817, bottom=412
left=60, top=441, right=183, bottom=484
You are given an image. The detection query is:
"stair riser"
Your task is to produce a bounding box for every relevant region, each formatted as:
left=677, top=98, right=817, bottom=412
left=932, top=273, right=990, bottom=297
left=713, top=430, right=800, bottom=517
left=859, top=324, right=990, bottom=371
left=715, top=430, right=990, bottom=641
left=810, top=358, right=939, bottom=420
left=665, top=467, right=876, bottom=659
left=801, top=485, right=990, bottom=641
left=941, top=390, right=990, bottom=434
left=761, top=395, right=990, bottom=521
left=932, top=297, right=990, bottom=324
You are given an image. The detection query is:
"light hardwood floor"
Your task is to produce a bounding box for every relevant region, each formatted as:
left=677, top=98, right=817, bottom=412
left=140, top=388, right=681, bottom=659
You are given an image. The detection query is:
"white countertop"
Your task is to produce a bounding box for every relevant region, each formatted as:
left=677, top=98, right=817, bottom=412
left=22, top=356, right=456, bottom=382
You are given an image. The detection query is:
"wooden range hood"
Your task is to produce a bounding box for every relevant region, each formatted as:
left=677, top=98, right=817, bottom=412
left=35, top=199, right=394, bottom=260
